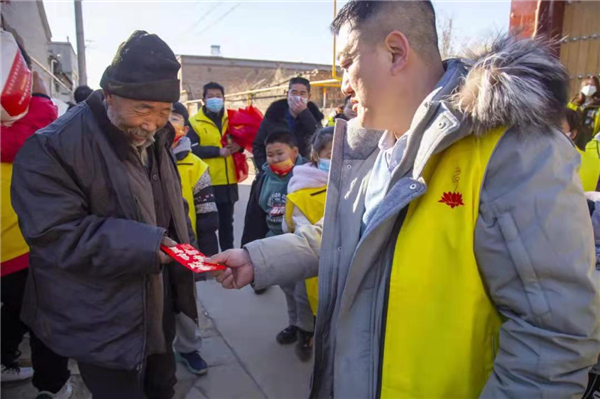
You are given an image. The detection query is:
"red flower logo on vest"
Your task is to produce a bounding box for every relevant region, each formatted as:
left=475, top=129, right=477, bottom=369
left=438, top=192, right=464, bottom=208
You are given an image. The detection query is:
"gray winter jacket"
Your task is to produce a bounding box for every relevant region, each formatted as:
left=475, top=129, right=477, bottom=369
left=10, top=91, right=198, bottom=370
left=245, top=37, right=600, bottom=398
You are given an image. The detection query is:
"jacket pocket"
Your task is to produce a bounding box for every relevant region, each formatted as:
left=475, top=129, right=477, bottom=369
left=496, top=212, right=551, bottom=319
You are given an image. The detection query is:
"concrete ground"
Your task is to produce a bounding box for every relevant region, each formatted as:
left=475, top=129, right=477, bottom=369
left=2, top=173, right=313, bottom=399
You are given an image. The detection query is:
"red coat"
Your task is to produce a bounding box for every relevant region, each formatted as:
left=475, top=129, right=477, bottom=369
left=1, top=94, right=57, bottom=276
left=1, top=95, right=58, bottom=163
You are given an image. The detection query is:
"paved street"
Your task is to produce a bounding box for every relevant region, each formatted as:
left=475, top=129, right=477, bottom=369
left=2, top=173, right=313, bottom=399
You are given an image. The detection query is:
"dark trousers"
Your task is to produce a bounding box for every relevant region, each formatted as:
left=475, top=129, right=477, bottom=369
left=1, top=268, right=70, bottom=393
left=79, top=270, right=177, bottom=399
left=79, top=351, right=176, bottom=399
left=216, top=202, right=235, bottom=251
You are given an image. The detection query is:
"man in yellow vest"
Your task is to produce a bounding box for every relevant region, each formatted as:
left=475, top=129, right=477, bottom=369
left=212, top=1, right=600, bottom=397
left=189, top=82, right=240, bottom=251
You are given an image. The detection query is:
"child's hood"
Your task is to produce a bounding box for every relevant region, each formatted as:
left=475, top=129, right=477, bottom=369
left=287, top=163, right=328, bottom=194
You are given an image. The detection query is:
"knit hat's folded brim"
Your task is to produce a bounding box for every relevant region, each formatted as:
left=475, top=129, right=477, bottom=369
left=100, top=69, right=180, bottom=103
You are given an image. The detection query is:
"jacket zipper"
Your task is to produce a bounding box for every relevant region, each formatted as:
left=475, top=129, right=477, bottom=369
left=375, top=208, right=408, bottom=399
left=375, top=261, right=392, bottom=399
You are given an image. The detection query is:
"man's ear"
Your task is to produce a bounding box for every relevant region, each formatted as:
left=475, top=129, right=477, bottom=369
left=384, top=31, right=410, bottom=75
left=184, top=126, right=190, bottom=135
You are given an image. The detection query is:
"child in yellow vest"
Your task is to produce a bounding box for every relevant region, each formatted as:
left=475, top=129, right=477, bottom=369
left=282, top=127, right=333, bottom=361
left=170, top=102, right=219, bottom=375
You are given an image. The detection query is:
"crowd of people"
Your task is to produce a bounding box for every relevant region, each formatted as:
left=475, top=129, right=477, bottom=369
left=1, top=0, right=600, bottom=399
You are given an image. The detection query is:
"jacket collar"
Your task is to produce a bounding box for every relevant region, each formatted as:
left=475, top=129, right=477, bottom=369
left=85, top=90, right=175, bottom=162
left=194, top=106, right=227, bottom=127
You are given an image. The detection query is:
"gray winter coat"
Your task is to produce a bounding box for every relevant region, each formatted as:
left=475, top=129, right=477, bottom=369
left=245, top=37, right=600, bottom=398
left=10, top=91, right=198, bottom=370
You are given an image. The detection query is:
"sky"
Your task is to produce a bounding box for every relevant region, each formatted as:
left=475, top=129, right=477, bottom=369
left=42, top=0, right=511, bottom=89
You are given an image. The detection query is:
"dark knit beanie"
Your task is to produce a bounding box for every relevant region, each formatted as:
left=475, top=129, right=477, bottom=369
left=100, top=30, right=180, bottom=103
left=171, top=102, right=189, bottom=122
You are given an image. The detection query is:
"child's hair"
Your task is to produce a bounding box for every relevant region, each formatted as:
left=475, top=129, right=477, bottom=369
left=564, top=108, right=580, bottom=133
left=310, top=127, right=334, bottom=165
left=171, top=102, right=190, bottom=121
left=264, top=130, right=297, bottom=148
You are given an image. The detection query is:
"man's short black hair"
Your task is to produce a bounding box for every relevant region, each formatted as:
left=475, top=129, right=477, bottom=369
left=203, top=82, right=225, bottom=98
left=330, top=0, right=439, bottom=56
left=289, top=77, right=310, bottom=93
left=74, top=85, right=94, bottom=103
left=265, top=130, right=297, bottom=148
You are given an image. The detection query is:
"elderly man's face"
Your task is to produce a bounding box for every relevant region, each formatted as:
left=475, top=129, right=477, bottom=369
left=105, top=93, right=172, bottom=146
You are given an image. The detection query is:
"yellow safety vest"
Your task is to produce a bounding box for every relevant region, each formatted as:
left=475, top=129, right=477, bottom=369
left=568, top=101, right=600, bottom=136
left=381, top=127, right=506, bottom=398
left=285, top=186, right=327, bottom=315
left=188, top=108, right=237, bottom=187
left=177, top=152, right=209, bottom=239
left=1, top=162, right=29, bottom=263
left=586, top=139, right=600, bottom=158
left=577, top=147, right=600, bottom=191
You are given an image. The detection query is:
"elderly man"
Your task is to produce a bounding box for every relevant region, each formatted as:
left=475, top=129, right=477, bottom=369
left=212, top=1, right=600, bottom=398
left=11, top=31, right=197, bottom=399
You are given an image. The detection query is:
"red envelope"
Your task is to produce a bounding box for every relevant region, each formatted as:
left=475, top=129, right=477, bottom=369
left=160, top=244, right=226, bottom=273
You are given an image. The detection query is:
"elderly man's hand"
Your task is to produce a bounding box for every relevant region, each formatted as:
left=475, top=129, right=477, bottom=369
left=158, top=236, right=177, bottom=265
left=210, top=249, right=254, bottom=289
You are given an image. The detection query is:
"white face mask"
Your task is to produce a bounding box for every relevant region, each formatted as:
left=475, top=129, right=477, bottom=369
left=581, top=85, right=597, bottom=97
left=289, top=95, right=307, bottom=104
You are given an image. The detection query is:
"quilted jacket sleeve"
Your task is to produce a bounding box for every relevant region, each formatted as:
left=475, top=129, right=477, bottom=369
left=475, top=128, right=600, bottom=398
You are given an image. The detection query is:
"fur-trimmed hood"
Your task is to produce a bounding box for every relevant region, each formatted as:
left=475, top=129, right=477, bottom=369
left=449, top=35, right=569, bottom=136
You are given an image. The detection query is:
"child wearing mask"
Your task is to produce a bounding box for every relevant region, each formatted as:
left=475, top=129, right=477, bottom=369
left=281, top=127, right=334, bottom=361
left=170, top=102, right=219, bottom=375
left=562, top=108, right=600, bottom=191
left=241, top=130, right=306, bottom=346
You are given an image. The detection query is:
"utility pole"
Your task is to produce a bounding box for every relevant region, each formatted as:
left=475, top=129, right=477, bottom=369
left=74, top=0, right=87, bottom=86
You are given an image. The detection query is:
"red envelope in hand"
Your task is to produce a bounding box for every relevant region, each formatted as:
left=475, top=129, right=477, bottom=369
left=160, top=244, right=226, bottom=273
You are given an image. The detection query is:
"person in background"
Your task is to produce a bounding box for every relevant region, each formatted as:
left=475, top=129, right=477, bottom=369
left=241, top=130, right=304, bottom=304
left=569, top=76, right=600, bottom=151
left=169, top=102, right=217, bottom=376
left=188, top=82, right=239, bottom=251
left=67, top=85, right=94, bottom=110
left=327, top=96, right=355, bottom=126
left=282, top=127, right=334, bottom=361
left=253, top=77, right=323, bottom=170
left=1, top=37, right=72, bottom=399
left=171, top=102, right=219, bottom=256
left=11, top=30, right=198, bottom=399
left=74, top=85, right=93, bottom=104
left=562, top=108, right=600, bottom=191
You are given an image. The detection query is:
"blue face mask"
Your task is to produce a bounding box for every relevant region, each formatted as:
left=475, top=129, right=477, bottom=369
left=318, top=158, right=331, bottom=173
left=205, top=97, right=224, bottom=113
